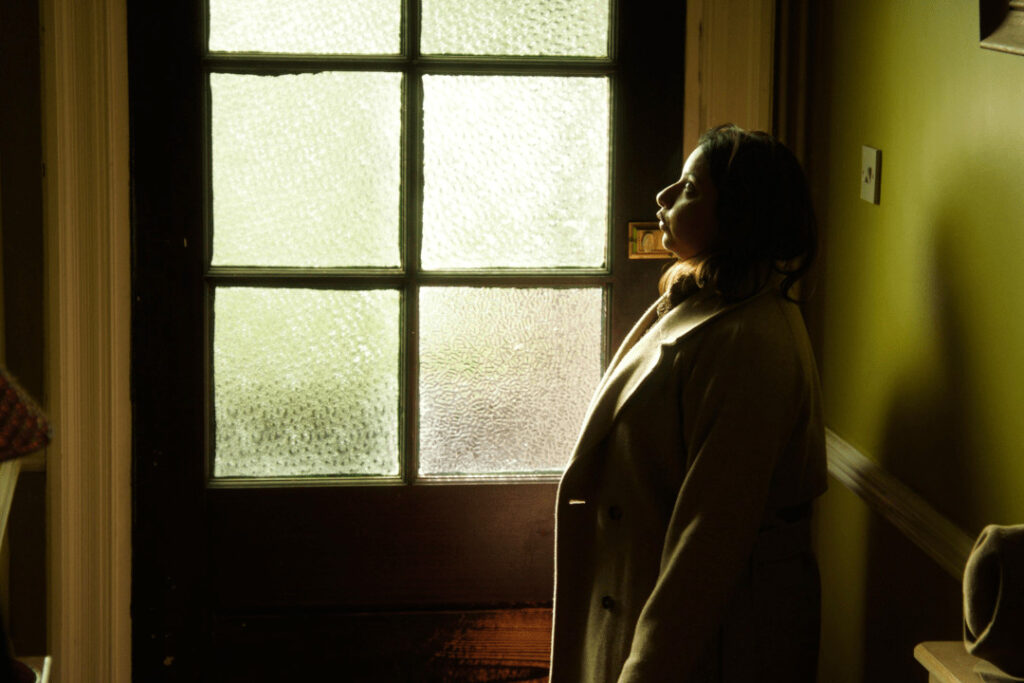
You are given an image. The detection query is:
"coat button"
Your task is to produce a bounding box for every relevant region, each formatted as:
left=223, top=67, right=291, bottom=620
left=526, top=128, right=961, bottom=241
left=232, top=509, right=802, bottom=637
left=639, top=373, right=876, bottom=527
left=608, top=505, right=622, bottom=520
left=601, top=595, right=615, bottom=610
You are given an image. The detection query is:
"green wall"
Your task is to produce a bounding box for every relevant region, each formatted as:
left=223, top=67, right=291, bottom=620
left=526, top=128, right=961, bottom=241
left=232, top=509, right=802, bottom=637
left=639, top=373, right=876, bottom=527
left=808, top=0, right=1024, bottom=679
left=815, top=0, right=1024, bottom=530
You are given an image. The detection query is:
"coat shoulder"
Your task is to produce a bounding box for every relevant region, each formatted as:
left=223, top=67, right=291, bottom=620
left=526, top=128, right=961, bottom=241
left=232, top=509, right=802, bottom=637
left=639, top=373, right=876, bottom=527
left=673, top=289, right=812, bottom=372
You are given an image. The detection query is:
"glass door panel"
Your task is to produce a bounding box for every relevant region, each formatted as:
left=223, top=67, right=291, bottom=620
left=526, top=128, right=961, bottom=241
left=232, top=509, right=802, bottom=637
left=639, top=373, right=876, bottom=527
left=213, top=287, right=402, bottom=477
left=417, top=286, right=603, bottom=475
left=210, top=72, right=403, bottom=268
left=421, top=75, right=610, bottom=270
left=420, top=0, right=611, bottom=56
left=208, top=0, right=402, bottom=55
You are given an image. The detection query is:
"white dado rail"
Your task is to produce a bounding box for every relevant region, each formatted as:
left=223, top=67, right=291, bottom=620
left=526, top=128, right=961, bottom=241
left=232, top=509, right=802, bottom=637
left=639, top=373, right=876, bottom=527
left=825, top=428, right=976, bottom=579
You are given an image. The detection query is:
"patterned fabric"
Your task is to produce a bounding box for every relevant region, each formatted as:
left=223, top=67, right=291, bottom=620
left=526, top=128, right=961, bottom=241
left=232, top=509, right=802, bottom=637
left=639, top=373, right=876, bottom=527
left=0, top=367, right=50, bottom=461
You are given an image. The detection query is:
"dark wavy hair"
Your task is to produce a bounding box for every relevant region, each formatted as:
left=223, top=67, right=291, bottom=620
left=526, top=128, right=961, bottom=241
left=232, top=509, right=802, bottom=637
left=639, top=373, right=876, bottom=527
left=659, top=124, right=817, bottom=302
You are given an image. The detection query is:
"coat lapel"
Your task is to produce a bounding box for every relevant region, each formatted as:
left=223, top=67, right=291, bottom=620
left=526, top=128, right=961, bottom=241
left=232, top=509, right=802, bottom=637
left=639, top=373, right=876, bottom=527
left=585, top=295, right=665, bottom=412
left=568, top=289, right=751, bottom=464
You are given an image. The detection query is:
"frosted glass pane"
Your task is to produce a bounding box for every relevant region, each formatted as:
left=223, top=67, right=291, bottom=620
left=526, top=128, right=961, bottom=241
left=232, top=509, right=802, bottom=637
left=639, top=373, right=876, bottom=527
left=421, top=0, right=609, bottom=56
left=211, top=72, right=402, bottom=267
left=213, top=287, right=400, bottom=477
left=208, top=0, right=400, bottom=55
left=418, top=287, right=603, bottom=475
left=422, top=75, right=609, bottom=269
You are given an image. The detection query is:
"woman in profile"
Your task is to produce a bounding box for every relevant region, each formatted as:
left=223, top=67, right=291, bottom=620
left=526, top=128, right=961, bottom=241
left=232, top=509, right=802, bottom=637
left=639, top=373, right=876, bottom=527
left=550, top=124, right=827, bottom=682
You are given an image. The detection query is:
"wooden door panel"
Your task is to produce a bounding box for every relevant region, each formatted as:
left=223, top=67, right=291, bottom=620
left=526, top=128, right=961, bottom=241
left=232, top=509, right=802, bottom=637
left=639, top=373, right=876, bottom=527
left=208, top=608, right=552, bottom=682
left=209, top=484, right=557, bottom=609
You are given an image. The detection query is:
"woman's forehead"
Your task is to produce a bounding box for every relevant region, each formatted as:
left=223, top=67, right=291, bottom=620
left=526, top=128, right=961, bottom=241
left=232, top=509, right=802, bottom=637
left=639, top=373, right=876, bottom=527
left=681, top=147, right=709, bottom=178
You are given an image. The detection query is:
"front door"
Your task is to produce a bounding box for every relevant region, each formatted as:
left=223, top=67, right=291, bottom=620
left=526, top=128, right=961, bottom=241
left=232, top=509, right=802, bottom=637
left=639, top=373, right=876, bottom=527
left=129, top=1, right=686, bottom=680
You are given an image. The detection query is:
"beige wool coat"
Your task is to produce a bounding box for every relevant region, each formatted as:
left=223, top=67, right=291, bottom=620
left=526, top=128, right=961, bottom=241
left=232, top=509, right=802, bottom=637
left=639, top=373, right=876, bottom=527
left=550, top=283, right=827, bottom=683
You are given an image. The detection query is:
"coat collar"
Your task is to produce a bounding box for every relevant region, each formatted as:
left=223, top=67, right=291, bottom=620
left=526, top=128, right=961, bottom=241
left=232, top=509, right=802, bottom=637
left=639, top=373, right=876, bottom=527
left=568, top=286, right=762, bottom=464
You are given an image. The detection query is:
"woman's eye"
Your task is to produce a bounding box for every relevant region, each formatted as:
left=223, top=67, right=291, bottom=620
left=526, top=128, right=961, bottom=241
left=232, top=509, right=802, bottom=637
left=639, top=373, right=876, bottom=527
left=683, top=181, right=696, bottom=195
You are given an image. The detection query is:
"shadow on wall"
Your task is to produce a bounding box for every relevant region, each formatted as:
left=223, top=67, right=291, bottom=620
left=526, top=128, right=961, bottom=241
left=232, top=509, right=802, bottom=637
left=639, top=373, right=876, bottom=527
left=861, top=515, right=963, bottom=681
left=876, top=190, right=976, bottom=527
left=859, top=146, right=1021, bottom=681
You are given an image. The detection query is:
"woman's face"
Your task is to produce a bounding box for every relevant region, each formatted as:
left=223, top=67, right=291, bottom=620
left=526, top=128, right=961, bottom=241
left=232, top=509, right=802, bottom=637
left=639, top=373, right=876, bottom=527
left=655, top=147, right=718, bottom=261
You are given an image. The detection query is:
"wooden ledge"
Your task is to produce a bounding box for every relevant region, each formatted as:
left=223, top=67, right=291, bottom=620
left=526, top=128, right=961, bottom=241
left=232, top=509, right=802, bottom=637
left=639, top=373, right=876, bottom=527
left=915, top=642, right=985, bottom=683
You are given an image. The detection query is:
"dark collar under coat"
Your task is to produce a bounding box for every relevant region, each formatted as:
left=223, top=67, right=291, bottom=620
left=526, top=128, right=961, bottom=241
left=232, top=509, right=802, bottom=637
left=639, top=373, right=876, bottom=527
left=568, top=286, right=764, bottom=466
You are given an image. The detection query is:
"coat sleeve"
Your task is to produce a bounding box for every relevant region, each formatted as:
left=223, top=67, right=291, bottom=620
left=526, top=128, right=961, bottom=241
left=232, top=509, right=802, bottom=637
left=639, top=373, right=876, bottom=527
left=617, top=317, right=804, bottom=682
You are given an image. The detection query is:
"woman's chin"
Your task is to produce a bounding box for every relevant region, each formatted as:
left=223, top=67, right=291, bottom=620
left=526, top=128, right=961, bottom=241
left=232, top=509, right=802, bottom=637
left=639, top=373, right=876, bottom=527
left=661, top=238, right=689, bottom=261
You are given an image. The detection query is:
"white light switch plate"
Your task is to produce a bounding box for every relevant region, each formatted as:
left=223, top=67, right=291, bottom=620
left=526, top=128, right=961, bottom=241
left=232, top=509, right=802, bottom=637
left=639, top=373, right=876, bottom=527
left=861, top=146, right=881, bottom=204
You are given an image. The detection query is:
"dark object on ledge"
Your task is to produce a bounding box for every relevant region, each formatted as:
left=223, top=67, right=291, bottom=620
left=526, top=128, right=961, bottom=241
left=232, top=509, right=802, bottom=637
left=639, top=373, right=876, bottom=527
left=980, top=0, right=1024, bottom=56
left=964, top=524, right=1024, bottom=678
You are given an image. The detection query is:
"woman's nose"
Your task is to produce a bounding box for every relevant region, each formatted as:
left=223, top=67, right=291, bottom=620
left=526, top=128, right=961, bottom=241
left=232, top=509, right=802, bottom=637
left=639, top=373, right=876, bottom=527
left=655, top=183, right=675, bottom=208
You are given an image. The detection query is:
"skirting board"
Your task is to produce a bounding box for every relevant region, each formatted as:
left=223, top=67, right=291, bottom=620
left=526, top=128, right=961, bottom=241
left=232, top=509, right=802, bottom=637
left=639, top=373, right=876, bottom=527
left=825, top=428, right=976, bottom=580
